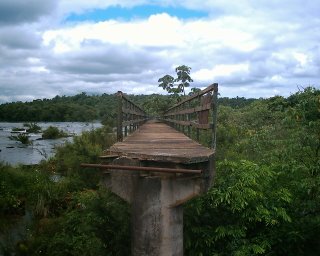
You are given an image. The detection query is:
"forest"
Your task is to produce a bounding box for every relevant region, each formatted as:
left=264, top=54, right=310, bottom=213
left=0, top=91, right=255, bottom=124
left=0, top=86, right=319, bottom=255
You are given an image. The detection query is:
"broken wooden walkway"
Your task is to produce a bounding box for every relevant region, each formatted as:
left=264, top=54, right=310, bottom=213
left=82, top=83, right=218, bottom=256
left=107, top=120, right=214, bottom=164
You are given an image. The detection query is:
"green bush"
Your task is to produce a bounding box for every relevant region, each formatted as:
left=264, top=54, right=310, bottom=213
left=9, top=133, right=32, bottom=145
left=24, top=122, right=42, bottom=133
left=185, top=160, right=292, bottom=256
left=29, top=189, right=130, bottom=256
left=42, top=126, right=68, bottom=139
left=51, top=125, right=115, bottom=188
left=0, top=164, right=27, bottom=215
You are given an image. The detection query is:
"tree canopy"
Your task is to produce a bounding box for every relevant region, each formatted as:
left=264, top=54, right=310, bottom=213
left=158, top=65, right=193, bottom=97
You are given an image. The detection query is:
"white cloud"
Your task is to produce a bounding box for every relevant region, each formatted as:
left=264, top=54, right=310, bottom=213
left=270, top=75, right=285, bottom=83
left=193, top=63, right=249, bottom=82
left=0, top=0, right=319, bottom=103
left=43, top=13, right=184, bottom=53
left=43, top=13, right=261, bottom=54
left=293, top=52, right=308, bottom=66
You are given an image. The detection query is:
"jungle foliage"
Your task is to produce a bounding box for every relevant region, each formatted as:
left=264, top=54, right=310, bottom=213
left=0, top=88, right=254, bottom=122
left=1, top=126, right=131, bottom=255
left=184, top=86, right=320, bottom=255
left=0, top=86, right=319, bottom=255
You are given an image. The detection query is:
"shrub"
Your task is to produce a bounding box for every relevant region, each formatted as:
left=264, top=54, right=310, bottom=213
left=29, top=189, right=130, bottom=256
left=24, top=122, right=42, bottom=133
left=8, top=133, right=32, bottom=145
left=42, top=126, right=68, bottom=139
left=53, top=125, right=115, bottom=188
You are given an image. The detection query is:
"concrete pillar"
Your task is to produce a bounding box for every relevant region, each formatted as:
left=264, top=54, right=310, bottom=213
left=102, top=157, right=207, bottom=256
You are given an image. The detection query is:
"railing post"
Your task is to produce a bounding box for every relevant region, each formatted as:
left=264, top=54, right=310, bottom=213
left=211, top=83, right=218, bottom=150
left=117, top=91, right=123, bottom=142
left=197, top=94, right=200, bottom=142
left=187, top=101, right=191, bottom=137
left=129, top=103, right=132, bottom=133
left=124, top=100, right=128, bottom=137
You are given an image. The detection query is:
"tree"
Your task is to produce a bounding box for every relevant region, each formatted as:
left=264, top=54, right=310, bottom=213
left=158, top=75, right=175, bottom=94
left=158, top=65, right=193, bottom=97
left=175, top=65, right=193, bottom=95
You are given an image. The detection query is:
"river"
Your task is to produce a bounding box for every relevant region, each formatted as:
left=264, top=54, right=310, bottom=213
left=0, top=122, right=102, bottom=165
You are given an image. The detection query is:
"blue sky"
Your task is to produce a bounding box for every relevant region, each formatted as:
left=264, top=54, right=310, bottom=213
left=0, top=0, right=319, bottom=103
left=65, top=5, right=208, bottom=22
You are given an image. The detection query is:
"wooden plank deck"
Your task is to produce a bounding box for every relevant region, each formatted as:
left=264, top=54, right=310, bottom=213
left=105, top=120, right=214, bottom=164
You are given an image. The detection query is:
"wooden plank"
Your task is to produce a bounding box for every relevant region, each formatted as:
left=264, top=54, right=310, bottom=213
left=198, top=94, right=211, bottom=124
left=105, top=120, right=214, bottom=164
left=163, top=119, right=212, bottom=129
left=166, top=84, right=216, bottom=112
left=163, top=102, right=212, bottom=116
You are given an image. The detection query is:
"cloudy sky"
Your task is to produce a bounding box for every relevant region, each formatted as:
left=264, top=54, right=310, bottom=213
left=0, top=0, right=319, bottom=103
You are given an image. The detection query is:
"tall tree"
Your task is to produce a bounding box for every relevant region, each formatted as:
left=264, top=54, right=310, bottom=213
left=158, top=65, right=193, bottom=97
left=158, top=75, right=175, bottom=94
left=175, top=65, right=193, bottom=96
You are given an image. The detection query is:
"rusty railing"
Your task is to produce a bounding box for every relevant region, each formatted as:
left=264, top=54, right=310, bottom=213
left=117, top=91, right=148, bottom=141
left=162, top=83, right=218, bottom=149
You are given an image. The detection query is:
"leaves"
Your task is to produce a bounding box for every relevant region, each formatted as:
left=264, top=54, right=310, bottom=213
left=8, top=133, right=32, bottom=145
left=185, top=87, right=320, bottom=256
left=42, top=126, right=69, bottom=139
left=158, top=74, right=175, bottom=92
left=158, top=65, right=193, bottom=97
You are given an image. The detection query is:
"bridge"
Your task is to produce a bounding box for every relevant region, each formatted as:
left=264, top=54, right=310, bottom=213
left=82, top=83, right=218, bottom=256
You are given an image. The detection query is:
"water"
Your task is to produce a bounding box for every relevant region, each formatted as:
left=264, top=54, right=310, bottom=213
left=0, top=122, right=102, bottom=165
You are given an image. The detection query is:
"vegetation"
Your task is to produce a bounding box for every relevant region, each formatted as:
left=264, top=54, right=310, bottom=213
left=24, top=123, right=42, bottom=133
left=8, top=133, right=32, bottom=145
left=0, top=86, right=319, bottom=255
left=42, top=126, right=69, bottom=139
left=11, top=127, right=26, bottom=132
left=0, top=88, right=255, bottom=122
left=0, top=92, right=117, bottom=123
left=1, top=126, right=130, bottom=255
left=184, top=86, right=320, bottom=255
left=158, top=65, right=193, bottom=97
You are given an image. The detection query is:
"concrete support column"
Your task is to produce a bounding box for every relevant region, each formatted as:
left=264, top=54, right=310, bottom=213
left=102, top=157, right=204, bottom=256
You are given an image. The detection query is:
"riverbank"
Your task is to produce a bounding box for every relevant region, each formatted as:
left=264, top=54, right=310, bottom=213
left=0, top=122, right=102, bottom=165
left=0, top=124, right=131, bottom=255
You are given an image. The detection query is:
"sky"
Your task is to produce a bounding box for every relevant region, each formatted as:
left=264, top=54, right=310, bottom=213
left=0, top=0, right=319, bottom=103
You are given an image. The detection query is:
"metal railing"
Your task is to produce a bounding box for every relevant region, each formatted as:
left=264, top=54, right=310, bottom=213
left=162, top=83, right=218, bottom=149
left=117, top=91, right=148, bottom=141
left=81, top=163, right=202, bottom=174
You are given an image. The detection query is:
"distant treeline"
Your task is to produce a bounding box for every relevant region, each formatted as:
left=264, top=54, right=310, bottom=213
left=0, top=92, right=256, bottom=123
left=0, top=93, right=117, bottom=123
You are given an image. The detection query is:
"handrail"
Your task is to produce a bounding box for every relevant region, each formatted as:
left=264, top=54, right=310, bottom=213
left=117, top=91, right=148, bottom=141
left=162, top=83, right=218, bottom=149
